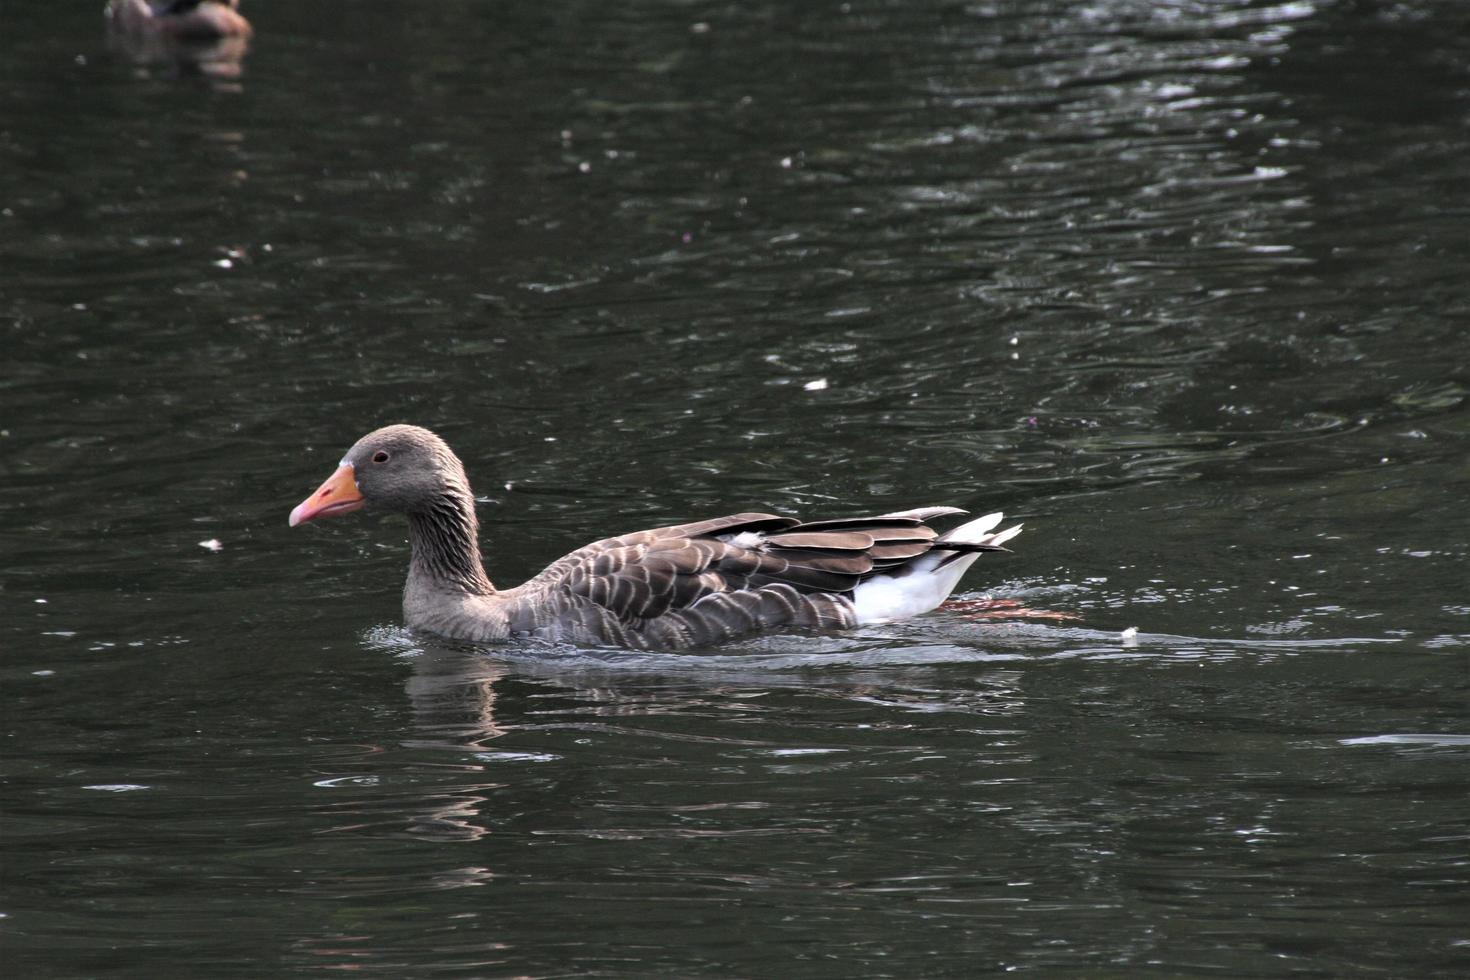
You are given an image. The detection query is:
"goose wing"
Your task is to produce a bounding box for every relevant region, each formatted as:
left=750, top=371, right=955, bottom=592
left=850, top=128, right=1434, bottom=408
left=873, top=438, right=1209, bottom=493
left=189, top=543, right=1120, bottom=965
left=516, top=510, right=969, bottom=646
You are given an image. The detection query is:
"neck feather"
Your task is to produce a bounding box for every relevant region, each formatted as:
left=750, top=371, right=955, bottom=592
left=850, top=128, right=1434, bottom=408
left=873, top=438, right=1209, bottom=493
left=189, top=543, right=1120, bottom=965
left=406, top=489, right=495, bottom=595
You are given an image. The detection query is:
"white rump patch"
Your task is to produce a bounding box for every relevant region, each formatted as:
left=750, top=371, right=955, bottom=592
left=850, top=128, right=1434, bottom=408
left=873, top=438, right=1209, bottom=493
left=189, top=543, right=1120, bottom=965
left=853, top=512, right=1023, bottom=624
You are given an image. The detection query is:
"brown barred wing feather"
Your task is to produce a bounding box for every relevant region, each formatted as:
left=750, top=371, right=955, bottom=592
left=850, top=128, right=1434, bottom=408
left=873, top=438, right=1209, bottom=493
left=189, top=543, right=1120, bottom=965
left=517, top=509, right=973, bottom=646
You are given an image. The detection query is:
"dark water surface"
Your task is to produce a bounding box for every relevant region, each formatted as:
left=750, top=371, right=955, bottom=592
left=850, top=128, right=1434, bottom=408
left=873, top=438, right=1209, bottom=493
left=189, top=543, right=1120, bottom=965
left=4, top=0, right=1469, bottom=976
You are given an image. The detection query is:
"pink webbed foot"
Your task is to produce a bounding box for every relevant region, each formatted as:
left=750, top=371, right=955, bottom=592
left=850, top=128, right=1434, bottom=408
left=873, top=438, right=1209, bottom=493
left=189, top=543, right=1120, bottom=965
left=940, top=597, right=1080, bottom=621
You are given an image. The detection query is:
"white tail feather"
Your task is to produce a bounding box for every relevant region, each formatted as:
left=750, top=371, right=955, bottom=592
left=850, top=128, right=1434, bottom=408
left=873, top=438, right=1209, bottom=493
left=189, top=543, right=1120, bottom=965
left=851, top=512, right=1022, bottom=624
left=983, top=522, right=1024, bottom=548
left=941, top=511, right=1003, bottom=541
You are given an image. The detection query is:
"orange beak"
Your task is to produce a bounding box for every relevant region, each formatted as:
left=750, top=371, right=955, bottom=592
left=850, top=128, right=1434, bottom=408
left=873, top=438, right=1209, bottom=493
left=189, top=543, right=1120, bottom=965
left=289, top=464, right=366, bottom=527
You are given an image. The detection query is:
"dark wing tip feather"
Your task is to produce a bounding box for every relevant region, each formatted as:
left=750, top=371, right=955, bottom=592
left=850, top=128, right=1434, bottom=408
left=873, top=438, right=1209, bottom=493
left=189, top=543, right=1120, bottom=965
left=679, top=513, right=799, bottom=537
left=876, top=506, right=967, bottom=522
left=932, top=542, right=1010, bottom=568
left=791, top=516, right=925, bottom=532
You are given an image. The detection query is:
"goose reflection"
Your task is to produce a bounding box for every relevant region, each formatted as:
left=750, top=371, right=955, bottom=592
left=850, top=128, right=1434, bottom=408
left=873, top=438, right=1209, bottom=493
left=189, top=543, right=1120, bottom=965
left=378, top=629, right=1052, bottom=845
left=396, top=648, right=510, bottom=841
left=402, top=647, right=510, bottom=751
left=332, top=645, right=637, bottom=844
left=104, top=0, right=253, bottom=81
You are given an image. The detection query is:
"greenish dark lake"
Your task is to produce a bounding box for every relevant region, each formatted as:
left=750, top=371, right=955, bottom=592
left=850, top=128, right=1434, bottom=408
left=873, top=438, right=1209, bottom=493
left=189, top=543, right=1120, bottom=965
left=3, top=0, right=1468, bottom=976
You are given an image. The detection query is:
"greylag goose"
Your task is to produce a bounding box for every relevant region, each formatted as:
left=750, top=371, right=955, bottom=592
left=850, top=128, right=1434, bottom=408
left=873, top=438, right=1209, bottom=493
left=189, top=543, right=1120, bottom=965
left=289, top=425, right=1023, bottom=649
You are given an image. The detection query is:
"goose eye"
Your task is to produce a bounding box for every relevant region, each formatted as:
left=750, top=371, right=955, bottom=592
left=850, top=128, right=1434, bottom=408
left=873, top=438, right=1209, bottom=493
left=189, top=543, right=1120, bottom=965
left=372, top=451, right=390, bottom=464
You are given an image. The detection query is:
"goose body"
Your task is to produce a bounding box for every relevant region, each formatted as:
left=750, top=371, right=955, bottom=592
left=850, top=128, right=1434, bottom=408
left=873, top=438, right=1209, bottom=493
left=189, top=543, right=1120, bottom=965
left=289, top=425, right=1023, bottom=650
